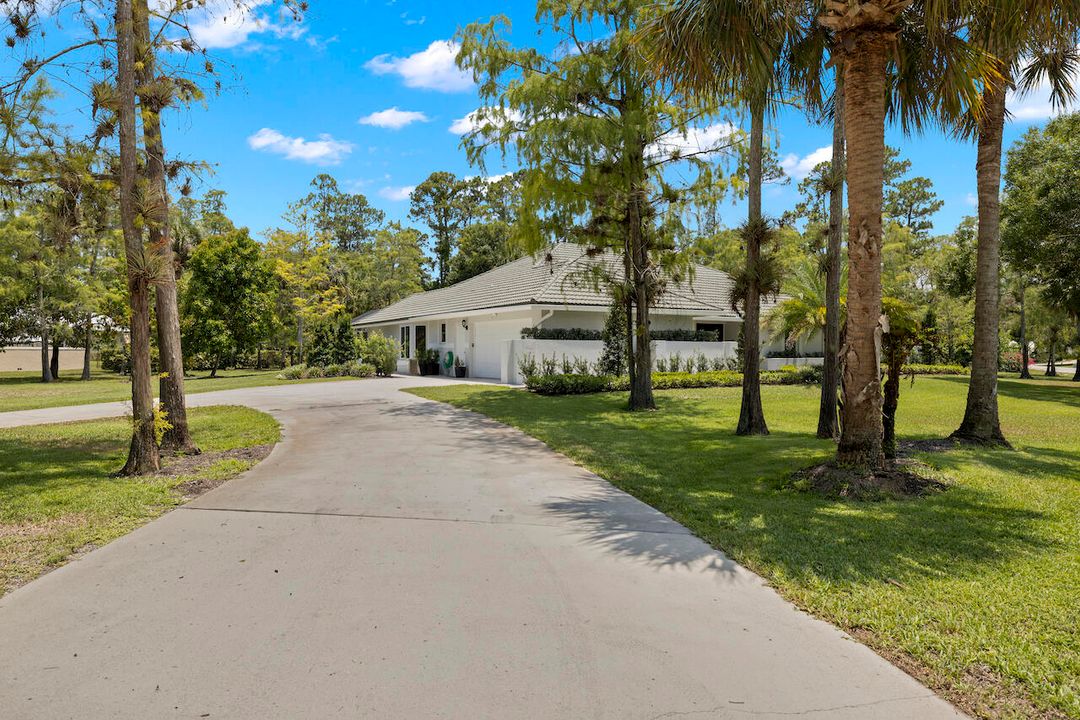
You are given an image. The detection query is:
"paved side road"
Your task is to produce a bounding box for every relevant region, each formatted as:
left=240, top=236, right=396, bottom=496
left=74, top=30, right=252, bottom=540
left=0, top=378, right=965, bottom=719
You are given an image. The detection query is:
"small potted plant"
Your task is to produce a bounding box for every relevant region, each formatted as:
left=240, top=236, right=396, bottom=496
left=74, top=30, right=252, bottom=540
left=454, top=355, right=467, bottom=378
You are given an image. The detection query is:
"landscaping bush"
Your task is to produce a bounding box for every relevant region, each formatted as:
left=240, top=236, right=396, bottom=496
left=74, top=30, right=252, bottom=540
left=99, top=343, right=130, bottom=374
left=357, top=333, right=398, bottom=376
left=279, top=364, right=309, bottom=379
left=277, top=362, right=376, bottom=380
left=524, top=368, right=823, bottom=395
left=520, top=327, right=723, bottom=342
left=901, top=363, right=968, bottom=376
left=308, top=318, right=355, bottom=367
left=344, top=361, right=376, bottom=378
left=999, top=352, right=1025, bottom=373
left=521, top=327, right=602, bottom=341
left=526, top=373, right=616, bottom=395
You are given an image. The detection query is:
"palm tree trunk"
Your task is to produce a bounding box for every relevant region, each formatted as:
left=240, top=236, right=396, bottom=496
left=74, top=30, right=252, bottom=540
left=953, top=82, right=1008, bottom=444
left=737, top=99, right=768, bottom=436
left=818, top=69, right=845, bottom=440
left=116, top=0, right=160, bottom=476
left=81, top=314, right=93, bottom=380
left=837, top=33, right=887, bottom=469
left=1018, top=284, right=1031, bottom=379
left=134, top=0, right=197, bottom=455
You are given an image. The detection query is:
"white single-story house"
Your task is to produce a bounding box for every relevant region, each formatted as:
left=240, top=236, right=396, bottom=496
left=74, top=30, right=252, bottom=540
left=352, top=244, right=822, bottom=382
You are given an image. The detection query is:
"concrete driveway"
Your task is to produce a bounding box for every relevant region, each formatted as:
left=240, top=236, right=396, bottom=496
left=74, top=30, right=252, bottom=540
left=0, top=378, right=964, bottom=719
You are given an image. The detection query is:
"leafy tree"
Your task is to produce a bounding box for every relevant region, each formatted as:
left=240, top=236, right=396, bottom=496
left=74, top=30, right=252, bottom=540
left=598, top=299, right=628, bottom=377
left=884, top=176, right=943, bottom=242
left=447, top=220, right=521, bottom=284
left=293, top=174, right=384, bottom=252
left=182, top=229, right=276, bottom=376
left=307, top=317, right=355, bottom=367
left=881, top=297, right=921, bottom=459
left=409, top=171, right=479, bottom=285
left=1002, top=112, right=1080, bottom=381
left=935, top=217, right=978, bottom=299
left=459, top=1, right=737, bottom=411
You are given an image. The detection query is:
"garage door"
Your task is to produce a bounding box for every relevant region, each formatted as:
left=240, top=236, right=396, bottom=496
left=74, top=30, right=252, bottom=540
left=472, top=318, right=522, bottom=379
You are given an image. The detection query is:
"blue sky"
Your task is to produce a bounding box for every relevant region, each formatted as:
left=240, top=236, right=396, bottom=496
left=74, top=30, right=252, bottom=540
left=17, top=1, right=1076, bottom=239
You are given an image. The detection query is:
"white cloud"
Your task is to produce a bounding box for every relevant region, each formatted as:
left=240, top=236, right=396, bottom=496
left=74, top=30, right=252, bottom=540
left=365, top=40, right=473, bottom=92
left=781, top=146, right=833, bottom=180
left=183, top=0, right=307, bottom=50
left=358, top=107, right=430, bottom=130
left=247, top=128, right=353, bottom=165
left=401, top=12, right=426, bottom=26
left=965, top=193, right=979, bottom=207
left=449, top=108, right=524, bottom=135
left=379, top=185, right=415, bottom=201
left=648, top=123, right=739, bottom=160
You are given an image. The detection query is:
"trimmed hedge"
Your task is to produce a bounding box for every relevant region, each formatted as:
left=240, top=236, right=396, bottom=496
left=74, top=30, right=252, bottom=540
left=526, top=366, right=822, bottom=395
left=900, top=364, right=968, bottom=376
left=520, top=327, right=723, bottom=342
left=524, top=374, right=616, bottom=395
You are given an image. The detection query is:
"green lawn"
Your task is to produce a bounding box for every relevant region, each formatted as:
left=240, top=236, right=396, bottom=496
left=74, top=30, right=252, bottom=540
left=0, top=368, right=353, bottom=413
left=0, top=405, right=280, bottom=596
left=409, top=375, right=1080, bottom=720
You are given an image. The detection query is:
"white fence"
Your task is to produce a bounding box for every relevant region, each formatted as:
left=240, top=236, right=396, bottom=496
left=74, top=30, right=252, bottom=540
left=500, top=339, right=740, bottom=384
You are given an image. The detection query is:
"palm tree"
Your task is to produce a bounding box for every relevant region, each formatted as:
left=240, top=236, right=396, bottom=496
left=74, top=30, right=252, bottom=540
left=819, top=0, right=994, bottom=468
left=952, top=3, right=1080, bottom=445
left=641, top=0, right=801, bottom=435
left=766, top=256, right=846, bottom=349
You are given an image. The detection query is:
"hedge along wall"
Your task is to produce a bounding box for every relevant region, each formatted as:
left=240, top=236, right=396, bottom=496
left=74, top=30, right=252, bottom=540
left=500, top=338, right=739, bottom=384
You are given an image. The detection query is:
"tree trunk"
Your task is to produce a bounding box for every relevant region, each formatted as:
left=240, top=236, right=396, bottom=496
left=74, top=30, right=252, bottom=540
left=134, top=0, right=197, bottom=455
left=837, top=33, right=887, bottom=468
left=1018, top=285, right=1031, bottom=379
left=818, top=68, right=845, bottom=440
left=115, top=0, right=160, bottom=476
left=297, top=316, right=304, bottom=364
left=737, top=100, right=768, bottom=435
left=1046, top=340, right=1056, bottom=376
left=37, top=272, right=54, bottom=383
left=81, top=315, right=93, bottom=380
left=953, top=82, right=1008, bottom=444
left=210, top=356, right=219, bottom=379
left=1074, top=321, right=1080, bottom=382
left=882, top=361, right=900, bottom=460
left=50, top=341, right=60, bottom=381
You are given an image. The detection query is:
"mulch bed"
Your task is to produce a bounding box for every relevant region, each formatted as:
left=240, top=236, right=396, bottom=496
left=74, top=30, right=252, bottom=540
left=157, top=444, right=275, bottom=499
left=789, top=458, right=949, bottom=500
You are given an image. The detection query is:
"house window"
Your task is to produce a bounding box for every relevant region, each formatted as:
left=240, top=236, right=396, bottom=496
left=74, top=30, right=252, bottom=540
left=400, top=326, right=410, bottom=358
left=440, top=323, right=447, bottom=343
left=695, top=323, right=725, bottom=341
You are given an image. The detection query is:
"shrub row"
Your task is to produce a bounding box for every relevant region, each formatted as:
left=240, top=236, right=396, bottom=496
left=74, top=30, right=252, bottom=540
left=526, top=366, right=822, bottom=395
left=278, top=362, right=376, bottom=380
left=519, top=327, right=723, bottom=342
left=900, top=363, right=968, bottom=375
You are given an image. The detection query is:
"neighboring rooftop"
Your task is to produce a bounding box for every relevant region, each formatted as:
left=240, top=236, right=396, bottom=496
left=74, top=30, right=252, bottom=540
left=352, top=244, right=755, bottom=327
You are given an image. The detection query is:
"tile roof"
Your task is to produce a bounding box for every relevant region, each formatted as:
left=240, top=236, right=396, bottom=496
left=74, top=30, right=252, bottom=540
left=352, top=243, right=764, bottom=326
